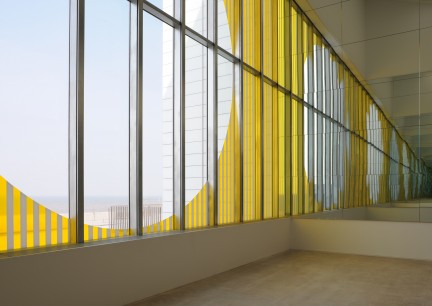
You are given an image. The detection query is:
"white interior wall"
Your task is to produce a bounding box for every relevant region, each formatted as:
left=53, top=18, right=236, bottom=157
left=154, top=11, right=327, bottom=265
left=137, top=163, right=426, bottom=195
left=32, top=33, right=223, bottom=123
left=3, top=206, right=432, bottom=306
left=291, top=218, right=432, bottom=261
left=0, top=218, right=290, bottom=306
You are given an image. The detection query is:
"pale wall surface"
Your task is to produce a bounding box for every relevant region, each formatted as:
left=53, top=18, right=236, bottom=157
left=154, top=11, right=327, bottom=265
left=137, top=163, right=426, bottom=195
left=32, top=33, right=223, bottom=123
left=291, top=218, right=432, bottom=261
left=0, top=218, right=290, bottom=306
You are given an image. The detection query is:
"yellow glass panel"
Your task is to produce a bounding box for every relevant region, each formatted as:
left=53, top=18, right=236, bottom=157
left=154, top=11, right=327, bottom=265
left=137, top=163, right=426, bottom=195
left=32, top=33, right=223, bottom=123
left=62, top=217, right=68, bottom=244
left=84, top=224, right=89, bottom=242
left=243, top=70, right=261, bottom=221
left=0, top=177, right=7, bottom=252
left=278, top=91, right=286, bottom=217
left=284, top=94, right=291, bottom=216
left=13, top=187, right=21, bottom=248
left=51, top=211, right=57, bottom=245
left=291, top=99, right=304, bottom=215
left=260, top=85, right=281, bottom=219
left=243, top=0, right=261, bottom=70
left=278, top=0, right=290, bottom=89
left=218, top=91, right=241, bottom=225
left=184, top=184, right=208, bottom=230
left=263, top=0, right=278, bottom=81
left=291, top=5, right=300, bottom=96
left=26, top=198, right=34, bottom=248
left=93, top=226, right=98, bottom=240
left=221, top=0, right=240, bottom=55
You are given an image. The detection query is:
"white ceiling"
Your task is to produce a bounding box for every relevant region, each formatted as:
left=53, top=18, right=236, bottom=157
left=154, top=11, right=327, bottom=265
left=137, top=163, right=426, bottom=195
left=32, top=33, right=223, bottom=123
left=297, top=0, right=432, bottom=166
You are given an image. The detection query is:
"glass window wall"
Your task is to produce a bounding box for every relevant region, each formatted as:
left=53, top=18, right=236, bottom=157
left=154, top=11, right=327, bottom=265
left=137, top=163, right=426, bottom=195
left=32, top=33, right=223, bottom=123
left=84, top=0, right=130, bottom=241
left=185, top=36, right=208, bottom=229
left=1, top=0, right=430, bottom=253
left=0, top=0, right=69, bottom=252
left=142, top=12, right=175, bottom=234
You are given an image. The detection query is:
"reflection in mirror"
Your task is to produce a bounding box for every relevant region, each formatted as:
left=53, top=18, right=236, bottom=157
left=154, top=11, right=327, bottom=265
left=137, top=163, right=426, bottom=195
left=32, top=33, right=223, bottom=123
left=420, top=0, right=432, bottom=218
left=297, top=0, right=432, bottom=223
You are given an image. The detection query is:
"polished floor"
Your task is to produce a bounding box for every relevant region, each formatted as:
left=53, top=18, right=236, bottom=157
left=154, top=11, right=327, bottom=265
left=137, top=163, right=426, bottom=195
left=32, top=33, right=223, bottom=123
left=131, top=250, right=432, bottom=306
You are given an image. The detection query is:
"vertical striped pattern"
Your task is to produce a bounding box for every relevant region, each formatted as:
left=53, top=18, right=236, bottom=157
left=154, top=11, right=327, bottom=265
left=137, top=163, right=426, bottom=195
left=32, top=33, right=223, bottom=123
left=0, top=176, right=70, bottom=252
left=243, top=71, right=262, bottom=221
left=263, top=0, right=278, bottom=80
left=1, top=0, right=431, bottom=254
left=243, top=0, right=261, bottom=70
left=223, top=0, right=240, bottom=55
left=288, top=3, right=431, bottom=213
left=185, top=184, right=208, bottom=229
left=84, top=205, right=132, bottom=242
left=218, top=101, right=241, bottom=225
left=263, top=84, right=281, bottom=219
left=0, top=177, right=7, bottom=252
left=277, top=0, right=289, bottom=89
left=291, top=99, right=304, bottom=216
left=278, top=92, right=286, bottom=217
left=217, top=0, right=241, bottom=226
left=143, top=215, right=174, bottom=234
left=83, top=224, right=128, bottom=242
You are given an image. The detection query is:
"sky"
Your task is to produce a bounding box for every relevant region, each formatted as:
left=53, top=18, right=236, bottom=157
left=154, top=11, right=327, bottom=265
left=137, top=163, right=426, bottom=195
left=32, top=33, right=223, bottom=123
left=0, top=0, right=69, bottom=208
left=0, top=0, right=165, bottom=211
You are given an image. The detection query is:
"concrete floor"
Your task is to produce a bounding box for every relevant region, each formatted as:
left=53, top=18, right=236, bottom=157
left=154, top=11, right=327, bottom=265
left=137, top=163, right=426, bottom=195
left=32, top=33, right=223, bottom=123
left=130, top=250, right=432, bottom=306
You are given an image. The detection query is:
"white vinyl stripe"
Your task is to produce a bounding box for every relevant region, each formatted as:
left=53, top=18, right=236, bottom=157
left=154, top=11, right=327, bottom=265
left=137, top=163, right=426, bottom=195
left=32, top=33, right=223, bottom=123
left=34, top=203, right=39, bottom=247
left=57, top=214, right=62, bottom=244
left=20, top=192, right=27, bottom=249
left=88, top=225, right=93, bottom=240
left=7, top=183, right=13, bottom=250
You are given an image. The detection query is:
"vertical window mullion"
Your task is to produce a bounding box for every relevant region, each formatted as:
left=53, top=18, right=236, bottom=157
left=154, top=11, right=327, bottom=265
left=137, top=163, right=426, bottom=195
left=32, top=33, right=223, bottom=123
left=208, top=0, right=218, bottom=226
left=239, top=0, right=244, bottom=222
left=69, top=0, right=85, bottom=244
left=174, top=0, right=186, bottom=230
left=260, top=0, right=265, bottom=220
left=129, top=0, right=143, bottom=236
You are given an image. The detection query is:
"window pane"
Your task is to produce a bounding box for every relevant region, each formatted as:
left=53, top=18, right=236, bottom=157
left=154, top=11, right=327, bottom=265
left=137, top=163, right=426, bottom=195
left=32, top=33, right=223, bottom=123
left=263, top=83, right=279, bottom=219
left=263, top=0, right=278, bottom=81
left=185, top=36, right=208, bottom=229
left=262, top=87, right=286, bottom=219
left=291, top=98, right=304, bottom=216
left=291, top=5, right=302, bottom=96
left=218, top=0, right=240, bottom=56
left=145, top=0, right=173, bottom=16
left=282, top=92, right=290, bottom=216
left=142, top=13, right=174, bottom=233
left=0, top=1, right=69, bottom=252
left=243, top=0, right=261, bottom=70
left=217, top=56, right=240, bottom=225
left=84, top=0, right=129, bottom=241
left=243, top=70, right=261, bottom=221
left=186, top=0, right=207, bottom=37
left=278, top=0, right=290, bottom=89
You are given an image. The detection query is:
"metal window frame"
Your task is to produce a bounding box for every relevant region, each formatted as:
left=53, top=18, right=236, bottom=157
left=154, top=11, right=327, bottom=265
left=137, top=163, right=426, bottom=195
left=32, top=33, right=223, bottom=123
left=69, top=0, right=85, bottom=244
left=239, top=0, right=245, bottom=222
left=129, top=0, right=144, bottom=236
left=173, top=0, right=186, bottom=230
left=207, top=0, right=218, bottom=226
left=65, top=0, right=427, bottom=248
left=260, top=0, right=265, bottom=220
